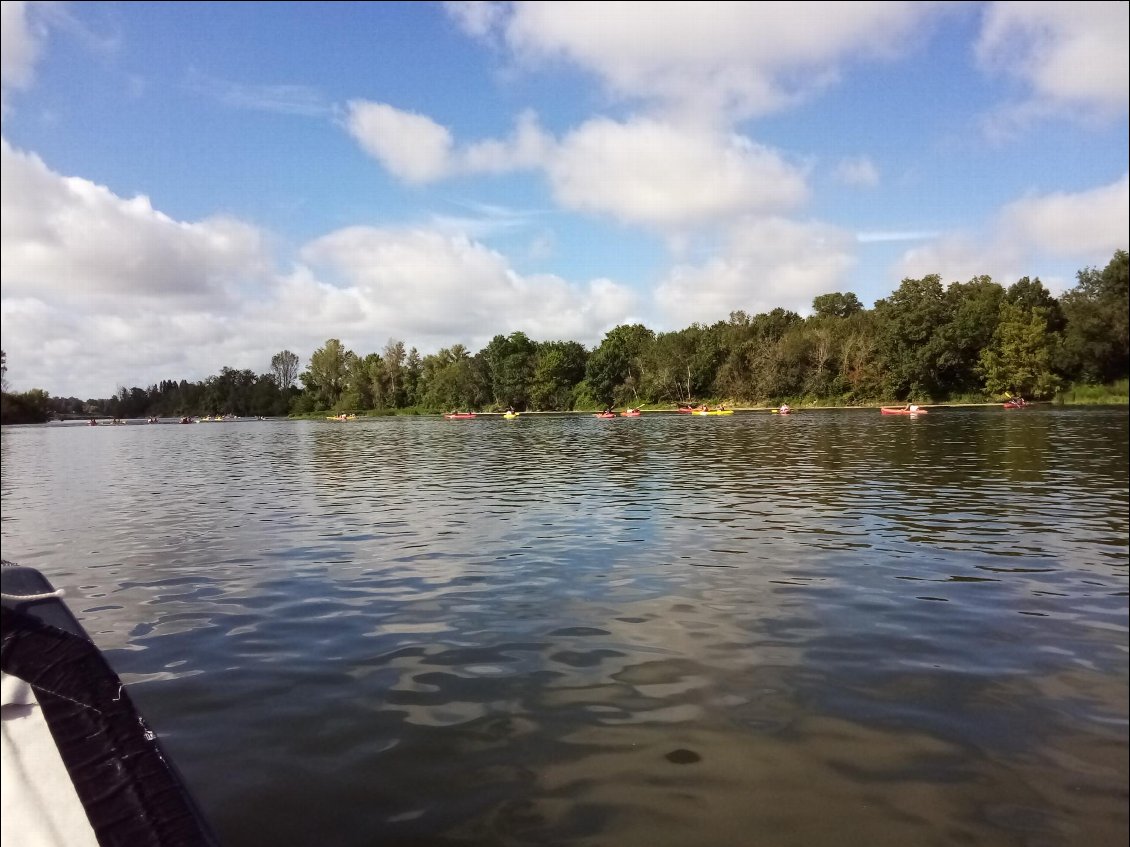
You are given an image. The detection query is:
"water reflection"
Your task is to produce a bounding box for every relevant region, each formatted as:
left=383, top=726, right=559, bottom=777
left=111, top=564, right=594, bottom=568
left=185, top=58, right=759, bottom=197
left=2, top=408, right=1126, bottom=847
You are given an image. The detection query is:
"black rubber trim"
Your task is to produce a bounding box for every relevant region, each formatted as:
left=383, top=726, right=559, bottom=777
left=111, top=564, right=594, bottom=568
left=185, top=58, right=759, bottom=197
left=2, top=564, right=221, bottom=847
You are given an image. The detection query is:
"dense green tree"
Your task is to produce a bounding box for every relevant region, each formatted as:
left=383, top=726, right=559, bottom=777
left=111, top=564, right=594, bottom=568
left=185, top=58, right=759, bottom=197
left=1007, top=277, right=1065, bottom=332
left=875, top=275, right=948, bottom=398
left=1060, top=250, right=1129, bottom=384
left=529, top=341, right=587, bottom=410
left=418, top=346, right=486, bottom=411
left=811, top=292, right=864, bottom=319
left=300, top=339, right=354, bottom=410
left=0, top=388, right=51, bottom=424
left=978, top=302, right=1062, bottom=398
left=584, top=324, right=655, bottom=406
left=483, top=332, right=538, bottom=409
left=931, top=276, right=1006, bottom=395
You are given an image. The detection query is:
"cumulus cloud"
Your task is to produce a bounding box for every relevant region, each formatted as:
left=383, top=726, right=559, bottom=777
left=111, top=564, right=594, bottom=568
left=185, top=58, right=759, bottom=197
left=654, top=217, right=857, bottom=326
left=1, top=0, right=47, bottom=93
left=548, top=117, right=808, bottom=230
left=345, top=105, right=809, bottom=234
left=451, top=1, right=937, bottom=120
left=346, top=100, right=455, bottom=183
left=997, top=174, right=1130, bottom=256
left=461, top=109, right=554, bottom=174
left=1, top=139, right=269, bottom=304
left=976, top=2, right=1129, bottom=127
left=297, top=226, right=638, bottom=351
left=894, top=174, right=1129, bottom=291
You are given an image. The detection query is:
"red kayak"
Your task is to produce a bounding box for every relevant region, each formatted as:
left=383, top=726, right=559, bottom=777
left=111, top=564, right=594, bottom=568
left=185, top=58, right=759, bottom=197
left=1003, top=401, right=1029, bottom=409
left=881, top=407, right=928, bottom=415
left=594, top=413, right=616, bottom=419
left=444, top=413, right=477, bottom=419
left=620, top=410, right=641, bottom=417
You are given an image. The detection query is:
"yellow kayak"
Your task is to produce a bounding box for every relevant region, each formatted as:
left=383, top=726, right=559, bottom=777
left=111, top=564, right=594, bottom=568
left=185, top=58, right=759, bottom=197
left=693, top=409, right=733, bottom=415
left=503, top=412, right=520, bottom=419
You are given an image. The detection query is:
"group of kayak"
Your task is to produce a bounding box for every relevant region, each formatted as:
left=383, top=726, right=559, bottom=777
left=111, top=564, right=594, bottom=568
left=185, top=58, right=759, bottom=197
left=674, top=404, right=733, bottom=416
left=443, top=399, right=1033, bottom=421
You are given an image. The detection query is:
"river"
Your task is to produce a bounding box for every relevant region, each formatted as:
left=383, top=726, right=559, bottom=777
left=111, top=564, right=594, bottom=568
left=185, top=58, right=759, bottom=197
left=2, top=407, right=1127, bottom=847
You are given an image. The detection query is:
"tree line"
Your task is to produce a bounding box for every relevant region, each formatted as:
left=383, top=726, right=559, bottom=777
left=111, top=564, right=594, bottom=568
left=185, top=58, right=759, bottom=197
left=2, top=251, right=1126, bottom=424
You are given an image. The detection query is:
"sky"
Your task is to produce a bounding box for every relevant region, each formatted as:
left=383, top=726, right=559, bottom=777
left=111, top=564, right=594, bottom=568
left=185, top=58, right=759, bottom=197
left=1, top=1, right=1127, bottom=399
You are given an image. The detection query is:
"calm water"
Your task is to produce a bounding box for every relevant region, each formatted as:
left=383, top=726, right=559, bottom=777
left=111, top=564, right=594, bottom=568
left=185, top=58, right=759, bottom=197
left=2, top=408, right=1127, bottom=847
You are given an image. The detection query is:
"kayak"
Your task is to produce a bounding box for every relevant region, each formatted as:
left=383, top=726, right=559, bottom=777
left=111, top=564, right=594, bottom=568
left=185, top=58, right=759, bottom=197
left=594, top=413, right=617, bottom=419
left=444, top=413, right=477, bottom=419
left=881, top=407, right=928, bottom=415
left=693, top=409, right=733, bottom=416
left=1003, top=402, right=1029, bottom=409
left=620, top=410, right=641, bottom=417
left=1, top=563, right=220, bottom=846
left=503, top=412, right=519, bottom=419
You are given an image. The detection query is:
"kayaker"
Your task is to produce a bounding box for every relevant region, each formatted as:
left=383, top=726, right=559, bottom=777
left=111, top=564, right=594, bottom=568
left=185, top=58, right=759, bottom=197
left=903, top=402, right=920, bottom=412
left=779, top=403, right=790, bottom=413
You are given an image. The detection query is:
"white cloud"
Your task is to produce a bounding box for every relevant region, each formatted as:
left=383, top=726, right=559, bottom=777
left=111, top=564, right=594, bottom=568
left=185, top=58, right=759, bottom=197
left=454, top=1, right=938, bottom=120
left=654, top=217, right=857, bottom=326
left=548, top=117, right=808, bottom=230
left=461, top=109, right=554, bottom=173
left=1, top=139, right=269, bottom=303
left=345, top=100, right=455, bottom=183
left=997, top=173, right=1130, bottom=256
left=976, top=2, right=1129, bottom=123
left=298, top=226, right=638, bottom=350
left=1, top=0, right=47, bottom=92
left=894, top=174, right=1129, bottom=292
left=346, top=106, right=809, bottom=234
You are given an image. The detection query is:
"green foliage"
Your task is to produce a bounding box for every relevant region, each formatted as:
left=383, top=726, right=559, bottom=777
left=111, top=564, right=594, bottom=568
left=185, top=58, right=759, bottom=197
left=300, top=339, right=355, bottom=410
left=1055, top=379, right=1129, bottom=405
left=977, top=302, right=1061, bottom=398
left=1059, top=250, right=1129, bottom=384
left=1, top=388, right=51, bottom=424
left=875, top=274, right=949, bottom=398
left=484, top=332, right=538, bottom=409
left=811, top=292, right=863, bottom=319
left=585, top=324, right=655, bottom=405
left=529, top=340, right=587, bottom=410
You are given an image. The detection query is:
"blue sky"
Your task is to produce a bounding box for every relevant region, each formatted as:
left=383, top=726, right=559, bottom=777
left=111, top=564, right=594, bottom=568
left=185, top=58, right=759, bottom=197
left=2, top=1, right=1127, bottom=399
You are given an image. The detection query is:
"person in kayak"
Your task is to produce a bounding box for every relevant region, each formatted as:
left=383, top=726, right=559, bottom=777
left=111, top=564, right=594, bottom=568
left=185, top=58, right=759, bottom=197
left=902, top=402, right=921, bottom=412
left=779, top=403, right=790, bottom=413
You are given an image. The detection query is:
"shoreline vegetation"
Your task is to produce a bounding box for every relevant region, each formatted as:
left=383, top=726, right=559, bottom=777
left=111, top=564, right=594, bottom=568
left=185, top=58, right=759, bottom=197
left=2, top=251, right=1127, bottom=425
